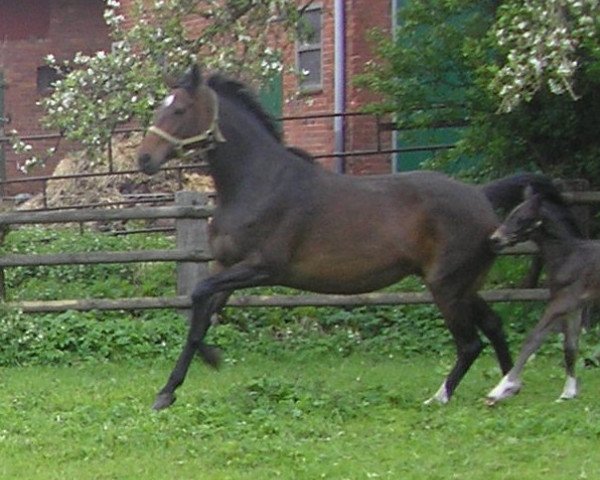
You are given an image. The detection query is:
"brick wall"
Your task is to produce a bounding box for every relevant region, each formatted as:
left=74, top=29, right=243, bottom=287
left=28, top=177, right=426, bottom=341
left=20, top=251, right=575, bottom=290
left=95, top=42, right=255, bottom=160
left=120, top=0, right=393, bottom=175
left=0, top=0, right=394, bottom=196
left=0, top=0, right=111, bottom=195
left=282, top=0, right=392, bottom=174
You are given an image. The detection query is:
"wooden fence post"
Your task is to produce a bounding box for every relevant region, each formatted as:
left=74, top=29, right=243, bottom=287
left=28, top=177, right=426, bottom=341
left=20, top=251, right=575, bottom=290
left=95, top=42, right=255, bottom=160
left=175, top=191, right=210, bottom=317
left=0, top=223, right=9, bottom=301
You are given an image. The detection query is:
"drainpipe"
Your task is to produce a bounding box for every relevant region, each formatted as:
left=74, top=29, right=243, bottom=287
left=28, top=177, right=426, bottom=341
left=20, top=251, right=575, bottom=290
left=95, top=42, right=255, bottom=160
left=391, top=0, right=399, bottom=173
left=333, top=0, right=346, bottom=174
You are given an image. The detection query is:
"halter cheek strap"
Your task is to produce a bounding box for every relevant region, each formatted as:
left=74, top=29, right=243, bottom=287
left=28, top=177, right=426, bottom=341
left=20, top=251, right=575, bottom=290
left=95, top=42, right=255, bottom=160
left=147, top=88, right=226, bottom=155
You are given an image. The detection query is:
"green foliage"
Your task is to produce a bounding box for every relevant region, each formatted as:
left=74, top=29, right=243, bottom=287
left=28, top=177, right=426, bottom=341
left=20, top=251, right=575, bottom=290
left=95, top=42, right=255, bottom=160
left=1, top=226, right=599, bottom=368
left=0, top=307, right=185, bottom=366
left=0, top=227, right=184, bottom=365
left=1, top=227, right=175, bottom=301
left=492, top=0, right=600, bottom=112
left=357, top=0, right=600, bottom=182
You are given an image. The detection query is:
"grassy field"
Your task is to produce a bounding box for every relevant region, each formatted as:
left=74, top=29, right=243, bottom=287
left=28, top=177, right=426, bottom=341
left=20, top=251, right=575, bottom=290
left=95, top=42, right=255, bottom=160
left=2, top=228, right=600, bottom=478
left=1, top=351, right=599, bottom=480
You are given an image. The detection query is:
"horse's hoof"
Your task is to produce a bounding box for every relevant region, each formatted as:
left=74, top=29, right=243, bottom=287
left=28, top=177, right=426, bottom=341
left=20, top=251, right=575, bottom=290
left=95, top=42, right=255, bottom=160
left=557, top=376, right=578, bottom=402
left=424, top=382, right=450, bottom=405
left=152, top=392, right=176, bottom=411
left=199, top=344, right=222, bottom=369
left=557, top=392, right=578, bottom=402
left=486, top=375, right=522, bottom=405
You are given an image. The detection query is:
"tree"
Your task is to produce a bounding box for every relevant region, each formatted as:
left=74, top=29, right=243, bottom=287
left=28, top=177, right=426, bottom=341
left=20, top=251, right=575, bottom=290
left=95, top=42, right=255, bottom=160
left=357, top=0, right=600, bottom=182
left=12, top=0, right=302, bottom=170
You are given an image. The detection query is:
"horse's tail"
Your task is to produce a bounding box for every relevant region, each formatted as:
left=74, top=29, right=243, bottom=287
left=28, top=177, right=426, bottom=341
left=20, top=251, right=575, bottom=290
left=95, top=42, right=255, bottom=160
left=481, top=172, right=584, bottom=238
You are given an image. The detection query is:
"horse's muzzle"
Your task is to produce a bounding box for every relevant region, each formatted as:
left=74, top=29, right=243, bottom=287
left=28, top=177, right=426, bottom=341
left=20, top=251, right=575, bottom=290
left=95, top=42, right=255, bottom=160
left=489, top=230, right=511, bottom=253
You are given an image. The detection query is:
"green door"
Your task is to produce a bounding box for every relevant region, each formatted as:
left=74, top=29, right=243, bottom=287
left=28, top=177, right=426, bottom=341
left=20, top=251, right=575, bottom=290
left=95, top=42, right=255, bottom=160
left=392, top=0, right=480, bottom=173
left=259, top=73, right=283, bottom=120
left=394, top=126, right=463, bottom=172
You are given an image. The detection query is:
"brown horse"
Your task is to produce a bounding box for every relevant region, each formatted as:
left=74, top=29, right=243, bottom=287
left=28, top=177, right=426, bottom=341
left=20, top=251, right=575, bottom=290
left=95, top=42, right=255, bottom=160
left=487, top=186, right=589, bottom=404
left=137, top=65, right=553, bottom=410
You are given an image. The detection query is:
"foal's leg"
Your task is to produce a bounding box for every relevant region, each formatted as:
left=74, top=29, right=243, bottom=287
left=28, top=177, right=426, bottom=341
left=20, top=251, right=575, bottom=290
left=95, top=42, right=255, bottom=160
left=486, top=293, right=582, bottom=404
left=425, top=293, right=484, bottom=405
left=153, top=263, right=270, bottom=410
left=558, top=308, right=584, bottom=401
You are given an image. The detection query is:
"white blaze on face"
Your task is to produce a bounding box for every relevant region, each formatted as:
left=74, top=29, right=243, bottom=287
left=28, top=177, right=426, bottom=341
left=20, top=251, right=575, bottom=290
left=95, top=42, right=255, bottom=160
left=163, top=94, right=175, bottom=108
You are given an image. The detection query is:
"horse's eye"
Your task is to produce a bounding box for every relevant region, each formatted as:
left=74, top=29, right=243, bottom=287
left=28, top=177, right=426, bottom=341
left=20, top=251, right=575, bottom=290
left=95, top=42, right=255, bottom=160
left=517, top=219, right=530, bottom=230
left=174, top=107, right=186, bottom=115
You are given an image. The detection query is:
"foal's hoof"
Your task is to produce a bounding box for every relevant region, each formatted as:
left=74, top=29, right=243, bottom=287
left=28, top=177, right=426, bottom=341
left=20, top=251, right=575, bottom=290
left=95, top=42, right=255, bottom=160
left=152, top=392, right=176, bottom=411
left=199, top=344, right=222, bottom=369
left=485, top=375, right=522, bottom=406
left=557, top=376, right=578, bottom=402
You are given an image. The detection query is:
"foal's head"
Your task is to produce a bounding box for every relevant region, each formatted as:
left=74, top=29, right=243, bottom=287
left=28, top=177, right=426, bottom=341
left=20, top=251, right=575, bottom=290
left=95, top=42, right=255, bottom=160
left=137, top=64, right=223, bottom=175
left=489, top=186, right=543, bottom=251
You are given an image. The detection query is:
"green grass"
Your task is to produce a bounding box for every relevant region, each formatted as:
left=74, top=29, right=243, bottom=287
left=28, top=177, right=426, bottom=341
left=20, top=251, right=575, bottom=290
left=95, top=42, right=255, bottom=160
left=1, top=352, right=599, bottom=479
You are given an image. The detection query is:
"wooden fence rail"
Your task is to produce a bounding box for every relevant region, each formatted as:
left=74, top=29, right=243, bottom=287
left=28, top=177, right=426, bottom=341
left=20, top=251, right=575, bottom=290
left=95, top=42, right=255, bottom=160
left=0, top=189, right=594, bottom=314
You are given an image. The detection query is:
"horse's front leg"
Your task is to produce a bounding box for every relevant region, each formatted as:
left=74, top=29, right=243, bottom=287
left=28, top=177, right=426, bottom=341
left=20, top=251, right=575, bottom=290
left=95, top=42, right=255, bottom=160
left=486, top=293, right=581, bottom=405
left=153, top=263, right=271, bottom=411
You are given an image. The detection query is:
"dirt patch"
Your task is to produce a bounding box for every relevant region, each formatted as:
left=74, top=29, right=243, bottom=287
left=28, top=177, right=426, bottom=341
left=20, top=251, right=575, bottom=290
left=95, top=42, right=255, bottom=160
left=18, top=133, right=214, bottom=211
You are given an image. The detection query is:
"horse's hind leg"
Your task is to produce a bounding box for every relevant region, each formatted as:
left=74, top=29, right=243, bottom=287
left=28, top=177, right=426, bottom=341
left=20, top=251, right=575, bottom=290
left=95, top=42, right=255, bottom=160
left=425, top=293, right=485, bottom=404
left=558, top=308, right=584, bottom=401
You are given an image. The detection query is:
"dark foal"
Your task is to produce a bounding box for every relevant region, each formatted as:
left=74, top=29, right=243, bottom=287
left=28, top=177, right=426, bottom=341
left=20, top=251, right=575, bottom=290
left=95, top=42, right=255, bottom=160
left=488, top=186, right=591, bottom=404
left=136, top=65, right=557, bottom=410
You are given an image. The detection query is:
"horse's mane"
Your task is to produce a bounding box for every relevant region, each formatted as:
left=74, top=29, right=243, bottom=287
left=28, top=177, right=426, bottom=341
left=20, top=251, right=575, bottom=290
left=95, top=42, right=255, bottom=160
left=286, top=146, right=316, bottom=163
left=207, top=74, right=283, bottom=144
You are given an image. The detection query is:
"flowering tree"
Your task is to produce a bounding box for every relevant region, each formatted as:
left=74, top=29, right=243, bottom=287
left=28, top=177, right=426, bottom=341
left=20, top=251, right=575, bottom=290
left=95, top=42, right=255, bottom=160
left=358, top=0, right=600, bottom=179
left=13, top=0, right=301, bottom=170
left=492, top=0, right=599, bottom=112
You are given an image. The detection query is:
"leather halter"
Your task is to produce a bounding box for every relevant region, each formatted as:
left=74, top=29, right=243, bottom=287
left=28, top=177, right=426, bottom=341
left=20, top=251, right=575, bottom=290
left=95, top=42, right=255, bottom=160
left=147, top=88, right=226, bottom=156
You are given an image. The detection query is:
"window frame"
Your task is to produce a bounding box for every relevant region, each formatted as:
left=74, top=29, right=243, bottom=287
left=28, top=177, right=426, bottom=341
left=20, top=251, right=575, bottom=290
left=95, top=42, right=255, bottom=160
left=295, top=3, right=323, bottom=93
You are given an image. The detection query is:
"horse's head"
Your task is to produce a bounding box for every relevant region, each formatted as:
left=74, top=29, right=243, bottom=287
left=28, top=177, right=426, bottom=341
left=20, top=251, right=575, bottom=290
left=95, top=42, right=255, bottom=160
left=489, top=185, right=543, bottom=252
left=137, top=64, right=225, bottom=175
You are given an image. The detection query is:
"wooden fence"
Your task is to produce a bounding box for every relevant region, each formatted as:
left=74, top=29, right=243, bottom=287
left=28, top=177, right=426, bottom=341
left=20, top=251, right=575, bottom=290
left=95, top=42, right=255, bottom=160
left=0, top=189, right=598, bottom=314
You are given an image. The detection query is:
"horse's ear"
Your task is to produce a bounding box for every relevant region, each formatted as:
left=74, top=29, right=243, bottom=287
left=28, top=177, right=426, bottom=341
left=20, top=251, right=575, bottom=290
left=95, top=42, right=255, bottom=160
left=173, top=64, right=204, bottom=92
left=523, top=184, right=535, bottom=200
left=185, top=64, right=203, bottom=93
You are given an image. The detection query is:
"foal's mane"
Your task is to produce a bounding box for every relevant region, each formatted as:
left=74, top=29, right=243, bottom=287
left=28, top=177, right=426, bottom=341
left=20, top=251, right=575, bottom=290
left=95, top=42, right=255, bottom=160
left=206, top=74, right=283, bottom=144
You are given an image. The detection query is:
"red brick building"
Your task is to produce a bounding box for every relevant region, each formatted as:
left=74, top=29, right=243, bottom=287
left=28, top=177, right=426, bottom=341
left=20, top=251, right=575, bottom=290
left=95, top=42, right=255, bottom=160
left=0, top=0, right=394, bottom=196
left=0, top=0, right=111, bottom=193
left=282, top=0, right=393, bottom=174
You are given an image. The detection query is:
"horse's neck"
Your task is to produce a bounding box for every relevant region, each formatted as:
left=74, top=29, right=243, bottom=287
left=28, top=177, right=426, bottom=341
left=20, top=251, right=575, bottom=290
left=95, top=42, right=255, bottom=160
left=206, top=97, right=315, bottom=205
left=534, top=217, right=578, bottom=269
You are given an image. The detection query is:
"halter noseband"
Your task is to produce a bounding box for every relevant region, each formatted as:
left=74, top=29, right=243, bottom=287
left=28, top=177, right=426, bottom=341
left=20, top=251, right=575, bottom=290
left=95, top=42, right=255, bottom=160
left=147, top=88, right=226, bottom=156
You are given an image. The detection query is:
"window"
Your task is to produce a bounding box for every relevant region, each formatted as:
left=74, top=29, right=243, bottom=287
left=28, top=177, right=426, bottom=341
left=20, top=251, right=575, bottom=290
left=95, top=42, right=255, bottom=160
left=296, top=5, right=322, bottom=91
left=36, top=65, right=64, bottom=95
